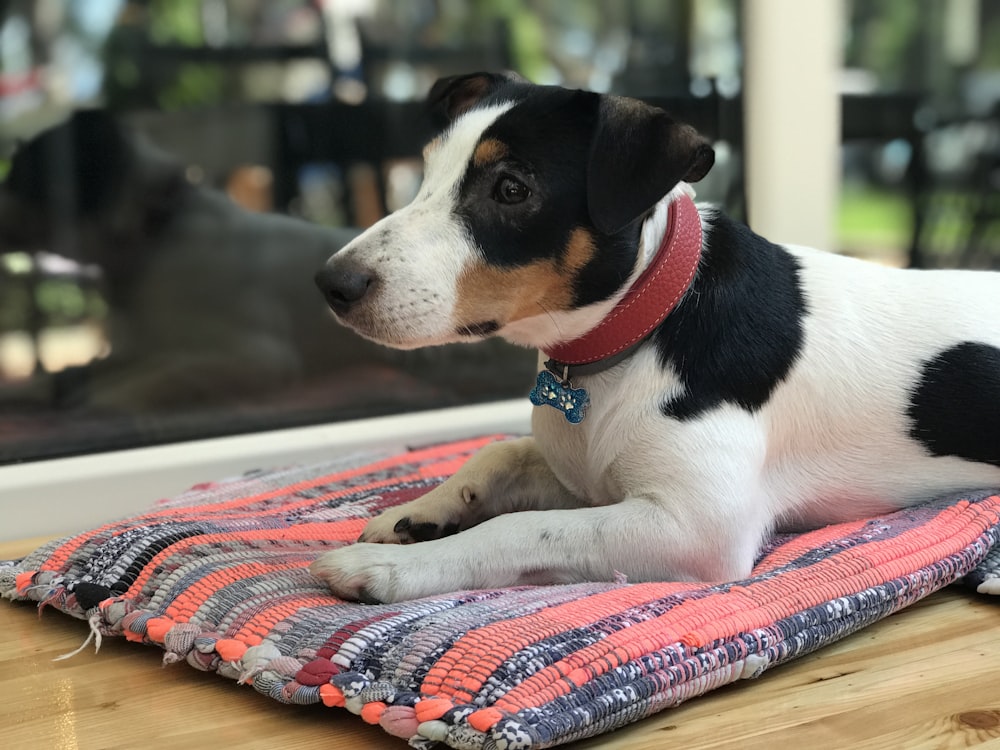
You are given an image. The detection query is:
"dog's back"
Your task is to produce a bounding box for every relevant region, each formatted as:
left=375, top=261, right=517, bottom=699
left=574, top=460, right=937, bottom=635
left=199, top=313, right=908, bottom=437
left=762, top=240, right=1000, bottom=526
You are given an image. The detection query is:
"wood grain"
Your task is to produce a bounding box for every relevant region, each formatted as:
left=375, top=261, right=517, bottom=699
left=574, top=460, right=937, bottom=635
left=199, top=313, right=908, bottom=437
left=2, top=536, right=999, bottom=749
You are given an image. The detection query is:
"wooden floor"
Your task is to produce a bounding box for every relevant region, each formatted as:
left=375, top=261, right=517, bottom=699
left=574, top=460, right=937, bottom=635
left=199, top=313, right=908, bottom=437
left=2, top=536, right=1000, bottom=749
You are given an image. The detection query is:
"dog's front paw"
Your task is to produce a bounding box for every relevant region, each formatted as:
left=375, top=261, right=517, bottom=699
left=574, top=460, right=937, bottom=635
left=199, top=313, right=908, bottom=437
left=310, top=543, right=414, bottom=603
left=359, top=483, right=474, bottom=544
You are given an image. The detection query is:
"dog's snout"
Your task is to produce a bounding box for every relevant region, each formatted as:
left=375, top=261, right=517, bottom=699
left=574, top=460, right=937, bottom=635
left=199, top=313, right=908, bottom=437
left=315, top=263, right=375, bottom=315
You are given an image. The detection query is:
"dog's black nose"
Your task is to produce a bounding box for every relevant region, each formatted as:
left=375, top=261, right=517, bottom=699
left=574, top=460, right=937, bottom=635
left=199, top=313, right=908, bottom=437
left=315, top=263, right=375, bottom=315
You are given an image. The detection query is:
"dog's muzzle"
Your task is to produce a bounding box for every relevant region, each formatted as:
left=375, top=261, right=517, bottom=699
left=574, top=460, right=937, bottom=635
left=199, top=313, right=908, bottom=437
left=315, top=262, right=375, bottom=316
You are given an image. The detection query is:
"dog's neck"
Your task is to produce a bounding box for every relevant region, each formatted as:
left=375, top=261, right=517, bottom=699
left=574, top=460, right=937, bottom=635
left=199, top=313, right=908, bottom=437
left=540, top=187, right=703, bottom=376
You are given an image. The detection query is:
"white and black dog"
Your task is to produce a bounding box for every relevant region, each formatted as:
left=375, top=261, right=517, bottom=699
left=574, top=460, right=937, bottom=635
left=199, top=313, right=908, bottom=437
left=311, top=72, right=1000, bottom=603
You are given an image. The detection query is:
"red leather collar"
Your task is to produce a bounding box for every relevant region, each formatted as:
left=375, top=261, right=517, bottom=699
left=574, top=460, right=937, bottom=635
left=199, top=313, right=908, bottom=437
left=542, top=194, right=702, bottom=371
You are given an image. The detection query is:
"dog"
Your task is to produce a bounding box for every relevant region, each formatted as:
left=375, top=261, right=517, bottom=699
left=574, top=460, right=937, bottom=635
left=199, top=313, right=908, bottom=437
left=310, top=71, right=1000, bottom=604
left=0, top=111, right=533, bottom=416
left=0, top=111, right=363, bottom=410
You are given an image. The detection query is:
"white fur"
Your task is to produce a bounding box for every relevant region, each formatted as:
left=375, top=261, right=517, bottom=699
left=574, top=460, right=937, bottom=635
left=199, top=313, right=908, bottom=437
left=311, top=107, right=1000, bottom=603
left=327, top=103, right=514, bottom=349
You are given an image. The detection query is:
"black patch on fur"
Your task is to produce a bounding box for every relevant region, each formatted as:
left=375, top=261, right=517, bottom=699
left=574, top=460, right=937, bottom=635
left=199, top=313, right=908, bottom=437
left=908, top=342, right=1000, bottom=466
left=453, top=86, right=640, bottom=309
left=457, top=320, right=500, bottom=337
left=656, top=212, right=807, bottom=419
left=427, top=72, right=528, bottom=130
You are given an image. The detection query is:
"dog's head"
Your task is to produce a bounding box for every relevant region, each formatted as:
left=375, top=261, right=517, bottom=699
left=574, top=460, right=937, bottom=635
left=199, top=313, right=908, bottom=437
left=315, top=72, right=714, bottom=350
left=0, top=111, right=190, bottom=297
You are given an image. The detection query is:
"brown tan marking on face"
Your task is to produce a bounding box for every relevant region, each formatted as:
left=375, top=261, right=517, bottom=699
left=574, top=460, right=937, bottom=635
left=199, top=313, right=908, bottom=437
left=453, top=227, right=598, bottom=329
left=561, top=227, right=596, bottom=272
left=472, top=138, right=509, bottom=167
left=422, top=137, right=442, bottom=161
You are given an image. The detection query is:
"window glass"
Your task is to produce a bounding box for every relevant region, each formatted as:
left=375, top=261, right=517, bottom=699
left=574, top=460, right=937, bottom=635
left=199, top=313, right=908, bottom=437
left=0, top=0, right=741, bottom=464
left=841, top=0, right=1000, bottom=269
left=5, top=2, right=998, bottom=466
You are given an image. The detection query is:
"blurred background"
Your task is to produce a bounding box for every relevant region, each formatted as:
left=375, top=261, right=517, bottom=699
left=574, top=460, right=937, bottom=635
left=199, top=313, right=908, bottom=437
left=1, top=0, right=998, bottom=465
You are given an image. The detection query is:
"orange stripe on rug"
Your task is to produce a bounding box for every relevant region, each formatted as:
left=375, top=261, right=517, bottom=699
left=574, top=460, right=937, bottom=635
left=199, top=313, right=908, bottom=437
left=45, top=435, right=502, bottom=570
left=489, top=496, right=1000, bottom=714
left=126, top=521, right=365, bottom=597
left=421, top=580, right=696, bottom=702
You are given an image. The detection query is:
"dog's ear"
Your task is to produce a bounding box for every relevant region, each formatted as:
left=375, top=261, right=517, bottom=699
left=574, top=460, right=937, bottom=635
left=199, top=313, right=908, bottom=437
left=587, top=96, right=714, bottom=235
left=2, top=110, right=187, bottom=243
left=5, top=110, right=133, bottom=217
left=427, top=71, right=527, bottom=129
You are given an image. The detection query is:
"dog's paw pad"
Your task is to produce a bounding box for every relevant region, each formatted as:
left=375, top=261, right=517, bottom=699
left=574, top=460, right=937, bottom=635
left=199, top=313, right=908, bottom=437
left=392, top=517, right=442, bottom=542
left=360, top=515, right=460, bottom=544
left=395, top=518, right=460, bottom=542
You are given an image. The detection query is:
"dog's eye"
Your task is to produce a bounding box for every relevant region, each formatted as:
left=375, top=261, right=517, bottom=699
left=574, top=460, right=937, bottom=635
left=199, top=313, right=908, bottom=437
left=493, top=176, right=530, bottom=205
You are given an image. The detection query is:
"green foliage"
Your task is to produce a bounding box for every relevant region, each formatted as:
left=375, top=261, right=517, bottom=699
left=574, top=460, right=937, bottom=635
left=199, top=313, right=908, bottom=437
left=150, top=0, right=205, bottom=45
left=0, top=274, right=108, bottom=333
left=838, top=184, right=911, bottom=263
left=845, top=0, right=923, bottom=90
left=35, top=280, right=88, bottom=323
left=982, top=21, right=1000, bottom=68
left=0, top=283, right=32, bottom=332
left=158, top=64, right=226, bottom=110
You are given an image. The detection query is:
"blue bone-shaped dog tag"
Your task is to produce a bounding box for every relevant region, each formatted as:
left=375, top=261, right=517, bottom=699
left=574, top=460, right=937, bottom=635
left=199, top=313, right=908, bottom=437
left=529, top=369, right=589, bottom=424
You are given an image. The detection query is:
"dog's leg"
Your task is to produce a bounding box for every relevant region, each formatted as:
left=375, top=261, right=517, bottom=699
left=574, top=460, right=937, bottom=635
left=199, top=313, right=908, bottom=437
left=358, top=436, right=583, bottom=543
left=310, top=488, right=762, bottom=603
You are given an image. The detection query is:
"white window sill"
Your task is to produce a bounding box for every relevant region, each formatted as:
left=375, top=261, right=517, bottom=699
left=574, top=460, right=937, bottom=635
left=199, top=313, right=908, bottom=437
left=0, top=399, right=532, bottom=542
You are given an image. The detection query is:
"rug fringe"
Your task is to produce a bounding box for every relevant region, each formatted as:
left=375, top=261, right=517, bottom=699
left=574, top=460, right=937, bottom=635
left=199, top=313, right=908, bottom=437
left=53, top=612, right=103, bottom=661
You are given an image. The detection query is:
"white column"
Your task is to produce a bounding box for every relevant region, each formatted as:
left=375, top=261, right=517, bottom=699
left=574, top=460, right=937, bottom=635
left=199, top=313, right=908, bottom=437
left=743, top=0, right=844, bottom=251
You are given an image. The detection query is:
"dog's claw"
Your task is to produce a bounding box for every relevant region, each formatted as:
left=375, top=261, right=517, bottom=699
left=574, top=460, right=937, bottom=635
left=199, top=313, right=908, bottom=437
left=357, top=588, right=382, bottom=605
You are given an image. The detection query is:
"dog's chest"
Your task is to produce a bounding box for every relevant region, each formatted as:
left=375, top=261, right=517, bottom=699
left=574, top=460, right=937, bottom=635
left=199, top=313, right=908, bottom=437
left=530, top=348, right=685, bottom=503
left=531, top=406, right=603, bottom=501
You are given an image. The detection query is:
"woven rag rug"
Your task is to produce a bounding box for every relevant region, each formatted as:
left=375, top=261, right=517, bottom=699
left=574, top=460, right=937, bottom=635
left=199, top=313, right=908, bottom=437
left=3, top=435, right=1000, bottom=749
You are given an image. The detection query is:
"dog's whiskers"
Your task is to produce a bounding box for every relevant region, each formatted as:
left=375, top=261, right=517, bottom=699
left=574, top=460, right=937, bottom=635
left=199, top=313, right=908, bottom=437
left=536, top=301, right=564, bottom=338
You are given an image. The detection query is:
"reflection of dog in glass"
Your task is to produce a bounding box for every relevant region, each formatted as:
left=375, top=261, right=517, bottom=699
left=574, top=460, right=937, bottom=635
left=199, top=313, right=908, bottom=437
left=0, top=112, right=367, bottom=410
left=313, top=72, right=1000, bottom=604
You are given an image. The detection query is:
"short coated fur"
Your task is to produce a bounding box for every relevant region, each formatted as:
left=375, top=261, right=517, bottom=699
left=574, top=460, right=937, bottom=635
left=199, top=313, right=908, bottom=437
left=311, top=72, right=1000, bottom=603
